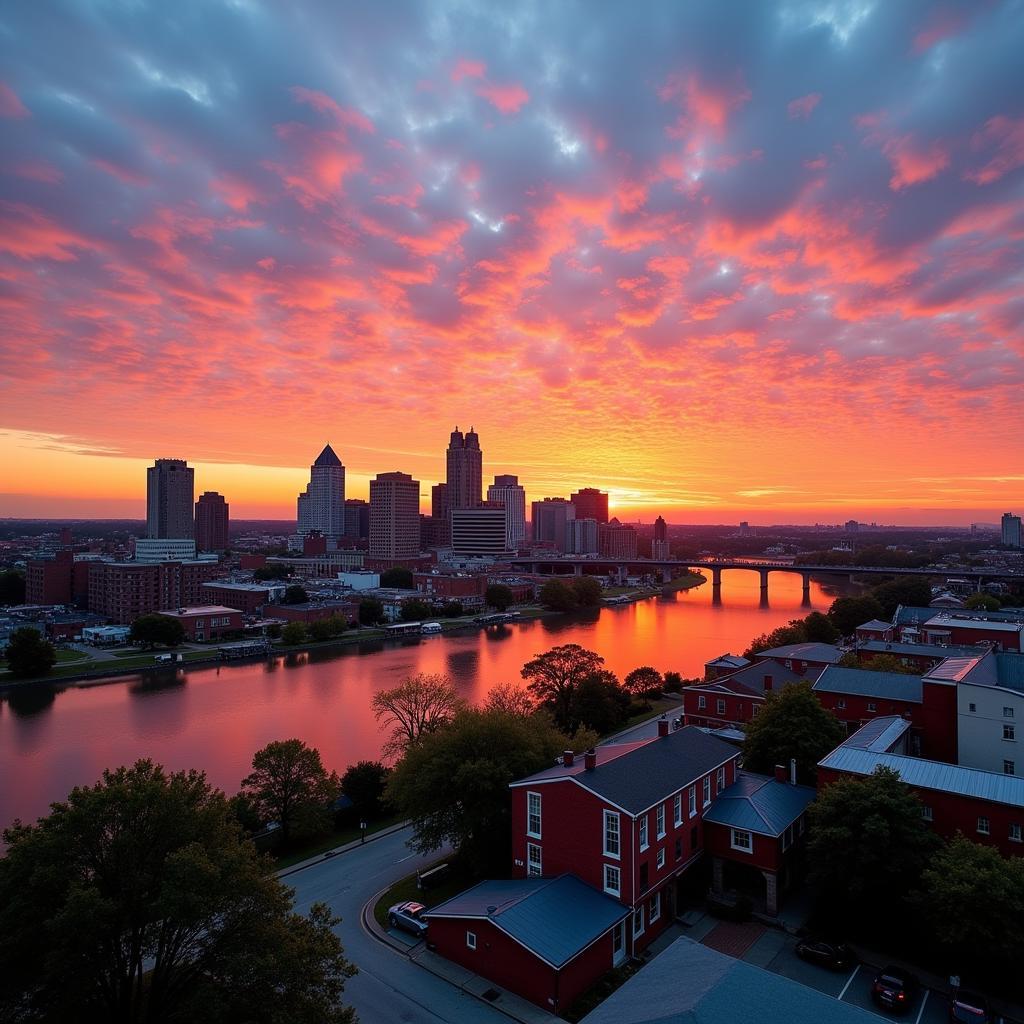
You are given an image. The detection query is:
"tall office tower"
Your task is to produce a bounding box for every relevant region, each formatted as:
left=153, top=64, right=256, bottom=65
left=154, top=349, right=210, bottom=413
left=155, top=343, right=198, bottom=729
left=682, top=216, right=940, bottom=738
left=570, top=487, right=609, bottom=524
left=487, top=474, right=527, bottom=551
left=296, top=444, right=345, bottom=538
left=531, top=497, right=576, bottom=552
left=566, top=518, right=599, bottom=554
left=1003, top=513, right=1023, bottom=549
left=369, top=471, right=421, bottom=558
left=430, top=482, right=451, bottom=546
left=651, top=515, right=669, bottom=559
left=344, top=498, right=370, bottom=540
left=451, top=503, right=510, bottom=558
left=147, top=459, right=195, bottom=539
left=195, top=491, right=229, bottom=552
left=446, top=427, right=482, bottom=510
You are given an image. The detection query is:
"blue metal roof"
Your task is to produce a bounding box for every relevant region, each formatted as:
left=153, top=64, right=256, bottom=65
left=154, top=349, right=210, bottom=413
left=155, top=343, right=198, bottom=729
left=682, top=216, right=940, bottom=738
left=702, top=771, right=815, bottom=836
left=724, top=660, right=807, bottom=692
left=424, top=875, right=628, bottom=969
left=858, top=639, right=985, bottom=659
left=813, top=666, right=922, bottom=702
left=841, top=715, right=911, bottom=752
left=857, top=619, right=892, bottom=632
left=756, top=642, right=843, bottom=663
left=995, top=653, right=1024, bottom=691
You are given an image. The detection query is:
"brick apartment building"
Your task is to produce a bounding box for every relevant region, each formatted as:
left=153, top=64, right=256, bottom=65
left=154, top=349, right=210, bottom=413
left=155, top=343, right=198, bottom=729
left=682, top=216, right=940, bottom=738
left=87, top=560, right=223, bottom=624
left=159, top=605, right=243, bottom=642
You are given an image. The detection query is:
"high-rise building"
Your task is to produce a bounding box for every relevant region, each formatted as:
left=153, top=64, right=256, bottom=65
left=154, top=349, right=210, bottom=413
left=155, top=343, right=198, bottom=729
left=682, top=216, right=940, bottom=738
left=344, top=498, right=369, bottom=540
left=147, top=459, right=194, bottom=539
left=566, top=518, right=599, bottom=554
left=1003, top=513, right=1023, bottom=549
left=599, top=518, right=638, bottom=559
left=195, top=491, right=229, bottom=551
left=430, top=483, right=451, bottom=546
left=451, top=503, right=510, bottom=558
left=297, top=444, right=345, bottom=539
left=532, top=498, right=576, bottom=552
left=369, top=472, right=421, bottom=558
left=570, top=487, right=609, bottom=524
left=446, top=427, right=482, bottom=510
left=651, top=515, right=669, bottom=559
left=487, top=474, right=527, bottom=551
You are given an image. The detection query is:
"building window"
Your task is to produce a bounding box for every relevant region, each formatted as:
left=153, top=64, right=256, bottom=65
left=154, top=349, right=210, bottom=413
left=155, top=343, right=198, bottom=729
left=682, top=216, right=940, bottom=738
left=716, top=699, right=726, bottom=716
left=1005, top=707, right=1015, bottom=718
left=649, top=892, right=661, bottom=923
left=968, top=703, right=977, bottom=713
left=657, top=848, right=666, bottom=869
left=1010, top=824, right=1022, bottom=843
left=633, top=906, right=644, bottom=939
left=527, top=843, right=542, bottom=877
left=1004, top=724, right=1016, bottom=741
left=731, top=829, right=752, bottom=852
left=639, top=862, right=649, bottom=891
left=673, top=793, right=682, bottom=826
left=697, top=695, right=706, bottom=710
left=656, top=804, right=666, bottom=839
left=674, top=837, right=683, bottom=861
left=977, top=817, right=990, bottom=836
left=688, top=786, right=696, bottom=817
left=604, top=864, right=620, bottom=896
left=603, top=810, right=620, bottom=858
left=1005, top=760, right=1016, bottom=776
left=639, top=815, right=649, bottom=851
left=837, top=698, right=847, bottom=709
left=466, top=931, right=477, bottom=950
left=716, top=766, right=726, bottom=792
left=691, top=825, right=699, bottom=850
left=702, top=777, right=711, bottom=806
left=867, top=702, right=877, bottom=713
left=527, top=792, right=541, bottom=838
left=921, top=806, right=933, bottom=821
left=764, top=675, right=773, bottom=691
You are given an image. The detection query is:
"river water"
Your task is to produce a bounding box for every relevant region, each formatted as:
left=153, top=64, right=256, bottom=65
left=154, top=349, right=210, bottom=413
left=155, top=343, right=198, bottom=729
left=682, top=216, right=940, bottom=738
left=0, top=570, right=850, bottom=831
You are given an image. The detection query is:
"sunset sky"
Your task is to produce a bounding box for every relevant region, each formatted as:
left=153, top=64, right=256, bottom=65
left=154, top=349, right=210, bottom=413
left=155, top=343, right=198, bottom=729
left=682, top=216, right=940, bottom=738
left=1, top=1, right=1023, bottom=525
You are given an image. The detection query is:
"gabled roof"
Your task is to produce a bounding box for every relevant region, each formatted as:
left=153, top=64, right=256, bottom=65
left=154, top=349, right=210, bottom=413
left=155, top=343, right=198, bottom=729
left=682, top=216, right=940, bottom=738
left=840, top=715, right=911, bottom=752
left=856, top=619, right=893, bottom=633
left=313, top=443, right=342, bottom=467
left=926, top=653, right=991, bottom=684
left=813, top=666, right=922, bottom=703
left=510, top=726, right=738, bottom=815
left=721, top=660, right=808, bottom=693
left=702, top=772, right=815, bottom=837
left=705, top=654, right=750, bottom=670
left=755, top=643, right=843, bottom=664
left=424, top=875, right=628, bottom=969
left=686, top=677, right=762, bottom=698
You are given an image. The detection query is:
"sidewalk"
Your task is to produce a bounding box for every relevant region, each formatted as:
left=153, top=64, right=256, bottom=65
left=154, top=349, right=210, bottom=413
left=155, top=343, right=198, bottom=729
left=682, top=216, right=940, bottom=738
left=276, top=820, right=411, bottom=878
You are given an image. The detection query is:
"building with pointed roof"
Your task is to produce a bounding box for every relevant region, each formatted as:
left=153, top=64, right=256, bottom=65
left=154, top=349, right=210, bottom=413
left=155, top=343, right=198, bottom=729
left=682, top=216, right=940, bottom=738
left=297, top=444, right=345, bottom=539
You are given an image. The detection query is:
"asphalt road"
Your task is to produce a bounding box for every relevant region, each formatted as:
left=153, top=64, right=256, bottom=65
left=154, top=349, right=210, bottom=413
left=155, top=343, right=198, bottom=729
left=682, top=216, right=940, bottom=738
left=285, top=826, right=510, bottom=1024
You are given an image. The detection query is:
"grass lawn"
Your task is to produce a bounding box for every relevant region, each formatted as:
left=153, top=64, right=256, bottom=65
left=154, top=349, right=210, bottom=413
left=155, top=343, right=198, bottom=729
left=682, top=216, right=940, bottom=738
left=273, top=812, right=405, bottom=871
left=622, top=694, right=683, bottom=731
left=55, top=648, right=89, bottom=663
left=373, top=858, right=476, bottom=928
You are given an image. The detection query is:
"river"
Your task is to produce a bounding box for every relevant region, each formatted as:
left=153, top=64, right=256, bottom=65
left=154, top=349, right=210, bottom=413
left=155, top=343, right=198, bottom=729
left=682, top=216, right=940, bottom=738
left=0, top=570, right=851, bottom=831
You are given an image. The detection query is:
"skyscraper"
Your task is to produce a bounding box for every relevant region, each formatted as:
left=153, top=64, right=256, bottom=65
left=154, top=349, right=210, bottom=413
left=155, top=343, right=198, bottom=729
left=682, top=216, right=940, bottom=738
left=369, top=471, right=421, bottom=558
left=446, top=427, right=482, bottom=510
left=532, top=497, right=575, bottom=552
left=344, top=498, right=369, bottom=540
left=147, top=459, right=194, bottom=539
left=651, top=515, right=669, bottom=559
left=430, top=482, right=451, bottom=546
left=487, top=474, right=527, bottom=551
left=195, top=491, right=229, bottom=551
left=1003, top=512, right=1022, bottom=549
left=451, top=503, right=509, bottom=557
left=297, top=444, right=345, bottom=539
left=570, top=487, right=609, bottom=524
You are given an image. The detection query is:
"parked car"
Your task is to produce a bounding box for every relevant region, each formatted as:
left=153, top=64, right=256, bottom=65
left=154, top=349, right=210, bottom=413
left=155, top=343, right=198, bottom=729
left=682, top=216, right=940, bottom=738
left=794, top=938, right=855, bottom=970
left=949, top=990, right=992, bottom=1023
left=387, top=900, right=429, bottom=939
left=872, top=966, right=918, bottom=1013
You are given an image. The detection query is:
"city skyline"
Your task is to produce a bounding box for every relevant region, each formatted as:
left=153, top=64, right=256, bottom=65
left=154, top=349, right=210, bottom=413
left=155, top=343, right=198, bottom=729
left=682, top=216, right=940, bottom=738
left=2, top=2, right=1024, bottom=525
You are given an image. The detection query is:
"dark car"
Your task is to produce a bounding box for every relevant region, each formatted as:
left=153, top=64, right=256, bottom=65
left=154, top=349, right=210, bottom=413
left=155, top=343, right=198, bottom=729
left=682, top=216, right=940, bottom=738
left=794, top=938, right=855, bottom=970
left=872, top=966, right=918, bottom=1013
left=387, top=900, right=429, bottom=939
left=949, top=990, right=991, bottom=1023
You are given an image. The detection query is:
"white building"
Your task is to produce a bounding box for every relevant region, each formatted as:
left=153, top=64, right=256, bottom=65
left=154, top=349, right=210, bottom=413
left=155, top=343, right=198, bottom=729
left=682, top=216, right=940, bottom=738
left=134, top=538, right=200, bottom=562
left=297, top=445, right=346, bottom=539
left=957, top=652, right=1024, bottom=777
left=486, top=474, right=527, bottom=551
left=337, top=571, right=381, bottom=590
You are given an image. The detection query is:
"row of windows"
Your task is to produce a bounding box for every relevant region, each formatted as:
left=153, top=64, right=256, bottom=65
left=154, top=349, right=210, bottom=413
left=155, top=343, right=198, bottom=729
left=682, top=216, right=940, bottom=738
left=920, top=806, right=1022, bottom=841
left=966, top=703, right=1016, bottom=718
left=603, top=827, right=702, bottom=896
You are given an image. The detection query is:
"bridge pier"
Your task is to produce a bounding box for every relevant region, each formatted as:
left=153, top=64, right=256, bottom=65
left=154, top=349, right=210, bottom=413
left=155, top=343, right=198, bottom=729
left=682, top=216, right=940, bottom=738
left=573, top=564, right=583, bottom=577
left=801, top=572, right=812, bottom=608
left=662, top=566, right=672, bottom=584
left=711, top=567, right=723, bottom=606
left=759, top=569, right=769, bottom=594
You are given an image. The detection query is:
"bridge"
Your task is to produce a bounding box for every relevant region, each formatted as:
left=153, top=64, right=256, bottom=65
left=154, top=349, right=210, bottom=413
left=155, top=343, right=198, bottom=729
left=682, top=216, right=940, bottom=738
left=506, top=556, right=1023, bottom=607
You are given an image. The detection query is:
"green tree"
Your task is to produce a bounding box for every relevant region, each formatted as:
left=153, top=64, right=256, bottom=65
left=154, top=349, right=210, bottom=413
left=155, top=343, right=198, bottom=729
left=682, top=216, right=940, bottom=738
left=483, top=682, right=536, bottom=717
left=130, top=613, right=186, bottom=649
left=0, top=569, right=26, bottom=605
left=571, top=575, right=603, bottom=608
left=539, top=578, right=579, bottom=612
left=283, top=584, right=309, bottom=605
left=280, top=621, right=308, bottom=646
left=485, top=583, right=514, bottom=611
left=858, top=653, right=918, bottom=675
left=521, top=644, right=606, bottom=731
left=662, top=670, right=684, bottom=693
left=827, top=595, right=884, bottom=637
left=386, top=708, right=575, bottom=872
left=400, top=598, right=432, bottom=622
left=870, top=577, right=932, bottom=618
left=802, top=611, right=840, bottom=644
left=964, top=592, right=1001, bottom=611
left=0, top=761, right=356, bottom=1024
left=372, top=673, right=465, bottom=761
left=569, top=670, right=631, bottom=733
left=743, top=620, right=807, bottom=658
left=808, top=766, right=938, bottom=922
left=742, top=681, right=845, bottom=784
left=340, top=760, right=390, bottom=819
left=624, top=665, right=663, bottom=705
left=240, top=739, right=340, bottom=847
left=359, top=597, right=386, bottom=626
left=438, top=600, right=464, bottom=618
left=253, top=563, right=291, bottom=581
left=3, top=627, right=57, bottom=679
left=380, top=567, right=415, bottom=589
left=309, top=614, right=347, bottom=642
left=265, top=622, right=282, bottom=639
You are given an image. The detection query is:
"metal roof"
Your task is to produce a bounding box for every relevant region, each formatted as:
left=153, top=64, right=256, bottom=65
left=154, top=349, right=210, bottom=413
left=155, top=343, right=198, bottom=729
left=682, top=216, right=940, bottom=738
left=857, top=639, right=985, bottom=659
left=424, top=874, right=628, bottom=969
left=702, top=772, right=815, bottom=837
left=511, top=726, right=738, bottom=815
left=723, top=660, right=808, bottom=693
left=687, top=677, right=762, bottom=698
left=813, top=666, right=922, bottom=703
left=840, top=715, right=911, bottom=752
left=819, top=746, right=1024, bottom=809
left=756, top=643, right=844, bottom=663
left=895, top=605, right=1024, bottom=626
left=926, top=614, right=1024, bottom=633
left=705, top=654, right=750, bottom=669
left=856, top=619, right=893, bottom=632
left=995, top=653, right=1024, bottom=691
left=925, top=654, right=989, bottom=683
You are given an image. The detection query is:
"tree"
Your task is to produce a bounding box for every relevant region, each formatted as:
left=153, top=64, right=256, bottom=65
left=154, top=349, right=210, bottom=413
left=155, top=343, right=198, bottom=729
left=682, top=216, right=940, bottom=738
left=0, top=760, right=356, bottom=1024
left=870, top=577, right=932, bottom=618
left=281, top=621, right=308, bottom=646
left=359, top=597, right=385, bottom=626
left=483, top=682, right=536, bottom=717
left=964, top=592, right=1001, bottom=612
left=283, top=584, right=309, bottom=605
left=743, top=620, right=807, bottom=658
left=485, top=583, right=514, bottom=611
left=400, top=597, right=432, bottom=622
left=438, top=600, right=464, bottom=618
left=539, top=578, right=579, bottom=612
left=253, top=563, right=291, bottom=581
left=380, top=567, right=414, bottom=589
left=802, top=611, right=840, bottom=644
left=3, top=627, right=57, bottom=679
left=858, top=653, right=918, bottom=675
left=571, top=575, right=603, bottom=608
left=341, top=760, right=390, bottom=819
left=372, top=673, right=465, bottom=761
left=662, top=670, right=684, bottom=693
left=130, top=613, right=186, bottom=649
left=0, top=569, right=26, bottom=605
left=624, top=666, right=663, bottom=706
left=521, top=644, right=606, bottom=731
left=386, top=708, right=575, bottom=872
left=808, top=766, right=938, bottom=922
left=742, top=681, right=845, bottom=784
left=309, top=614, right=347, bottom=642
left=265, top=622, right=282, bottom=639
left=569, top=670, right=631, bottom=734
left=240, top=739, right=340, bottom=847
left=827, top=595, right=884, bottom=637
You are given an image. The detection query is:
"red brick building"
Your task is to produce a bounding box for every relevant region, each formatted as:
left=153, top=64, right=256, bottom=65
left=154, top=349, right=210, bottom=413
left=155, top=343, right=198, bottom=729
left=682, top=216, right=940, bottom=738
left=265, top=600, right=357, bottom=625
left=25, top=550, right=75, bottom=605
left=87, top=560, right=223, bottom=624
left=682, top=677, right=764, bottom=729
left=195, top=491, right=229, bottom=552
left=413, top=571, right=487, bottom=605
left=201, top=581, right=279, bottom=616
left=160, top=605, right=243, bottom=642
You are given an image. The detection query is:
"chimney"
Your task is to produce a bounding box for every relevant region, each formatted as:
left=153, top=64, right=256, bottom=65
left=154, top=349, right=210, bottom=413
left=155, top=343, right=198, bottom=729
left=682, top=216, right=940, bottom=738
left=658, top=716, right=669, bottom=738
left=789, top=758, right=797, bottom=786
left=584, top=749, right=597, bottom=771
left=562, top=750, right=574, bottom=767
left=774, top=764, right=787, bottom=783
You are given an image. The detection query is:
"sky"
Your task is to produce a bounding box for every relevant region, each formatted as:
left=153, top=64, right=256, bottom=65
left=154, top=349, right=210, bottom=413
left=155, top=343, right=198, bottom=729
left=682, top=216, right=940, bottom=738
left=1, top=0, right=1023, bottom=525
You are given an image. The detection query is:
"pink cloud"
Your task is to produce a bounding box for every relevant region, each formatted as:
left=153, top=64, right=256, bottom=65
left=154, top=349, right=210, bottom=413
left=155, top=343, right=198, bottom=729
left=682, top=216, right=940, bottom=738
left=0, top=81, right=28, bottom=118
left=787, top=93, right=821, bottom=119
left=660, top=72, right=751, bottom=136
left=912, top=7, right=971, bottom=53
left=289, top=86, right=374, bottom=134
left=883, top=135, right=950, bottom=190
left=0, top=202, right=96, bottom=261
left=476, top=81, right=529, bottom=115
left=965, top=116, right=1024, bottom=185
left=451, top=58, right=486, bottom=82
